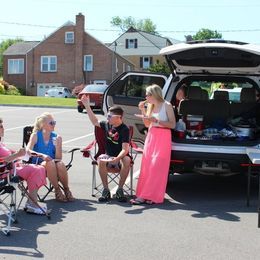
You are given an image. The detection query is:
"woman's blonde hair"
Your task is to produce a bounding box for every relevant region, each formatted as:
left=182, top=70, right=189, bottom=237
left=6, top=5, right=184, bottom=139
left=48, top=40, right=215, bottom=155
left=145, top=84, right=164, bottom=116
left=32, top=112, right=52, bottom=133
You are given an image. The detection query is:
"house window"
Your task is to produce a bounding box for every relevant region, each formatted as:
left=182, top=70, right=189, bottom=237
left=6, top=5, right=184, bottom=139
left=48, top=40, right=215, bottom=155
left=140, top=56, right=153, bottom=69
left=8, top=59, right=24, bottom=74
left=65, top=32, right=74, bottom=44
left=41, top=56, right=57, bottom=72
left=125, top=39, right=138, bottom=49
left=84, top=55, right=93, bottom=71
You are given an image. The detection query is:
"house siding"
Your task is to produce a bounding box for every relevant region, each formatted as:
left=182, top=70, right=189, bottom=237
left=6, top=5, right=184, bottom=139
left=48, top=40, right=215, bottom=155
left=3, top=55, right=27, bottom=90
left=3, top=13, right=134, bottom=96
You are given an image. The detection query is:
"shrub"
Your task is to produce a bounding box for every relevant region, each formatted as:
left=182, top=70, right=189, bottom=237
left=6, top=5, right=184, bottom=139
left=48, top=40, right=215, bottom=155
left=0, top=83, right=5, bottom=94
left=5, top=85, right=21, bottom=95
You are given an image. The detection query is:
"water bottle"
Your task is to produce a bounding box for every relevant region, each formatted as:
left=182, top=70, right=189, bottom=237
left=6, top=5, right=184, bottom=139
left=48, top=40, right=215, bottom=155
left=175, top=118, right=186, bottom=138
left=176, top=119, right=186, bottom=131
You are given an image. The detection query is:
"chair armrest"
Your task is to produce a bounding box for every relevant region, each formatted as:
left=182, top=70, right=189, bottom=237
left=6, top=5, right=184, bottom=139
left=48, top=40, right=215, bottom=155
left=130, top=141, right=143, bottom=154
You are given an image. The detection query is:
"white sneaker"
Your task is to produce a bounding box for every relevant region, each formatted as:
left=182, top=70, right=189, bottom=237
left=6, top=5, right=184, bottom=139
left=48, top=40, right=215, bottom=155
left=24, top=203, right=47, bottom=215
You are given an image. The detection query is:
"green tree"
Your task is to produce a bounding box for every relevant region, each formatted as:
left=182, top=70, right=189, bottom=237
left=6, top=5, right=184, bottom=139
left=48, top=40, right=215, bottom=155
left=148, top=62, right=171, bottom=75
left=192, top=28, right=222, bottom=40
left=186, top=28, right=222, bottom=41
left=111, top=16, right=158, bottom=34
left=0, top=38, right=23, bottom=76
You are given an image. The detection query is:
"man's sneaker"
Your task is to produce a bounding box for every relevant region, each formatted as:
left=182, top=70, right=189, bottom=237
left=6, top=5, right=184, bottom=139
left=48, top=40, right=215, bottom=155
left=116, top=188, right=127, bottom=203
left=98, top=188, right=111, bottom=202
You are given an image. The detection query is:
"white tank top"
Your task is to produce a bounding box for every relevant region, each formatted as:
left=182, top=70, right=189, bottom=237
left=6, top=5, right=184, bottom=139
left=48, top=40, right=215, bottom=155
left=151, top=101, right=169, bottom=127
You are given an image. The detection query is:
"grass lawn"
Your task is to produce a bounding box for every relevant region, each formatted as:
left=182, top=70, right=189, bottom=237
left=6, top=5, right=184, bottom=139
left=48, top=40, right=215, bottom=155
left=0, top=95, right=76, bottom=107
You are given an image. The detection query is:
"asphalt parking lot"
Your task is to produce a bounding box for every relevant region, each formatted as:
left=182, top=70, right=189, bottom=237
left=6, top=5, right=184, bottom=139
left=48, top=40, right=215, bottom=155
left=0, top=106, right=260, bottom=260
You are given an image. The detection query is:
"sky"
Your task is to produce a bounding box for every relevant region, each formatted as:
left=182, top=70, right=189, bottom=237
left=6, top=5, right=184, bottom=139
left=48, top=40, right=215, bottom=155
left=1, top=0, right=260, bottom=44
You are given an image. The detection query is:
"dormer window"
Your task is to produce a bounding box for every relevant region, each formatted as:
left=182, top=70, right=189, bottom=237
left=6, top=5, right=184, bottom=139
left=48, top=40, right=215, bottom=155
left=65, top=32, right=74, bottom=44
left=125, top=39, right=138, bottom=49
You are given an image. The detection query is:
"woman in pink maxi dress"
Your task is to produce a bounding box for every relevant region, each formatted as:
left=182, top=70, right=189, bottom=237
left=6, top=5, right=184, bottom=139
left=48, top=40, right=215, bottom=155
left=131, top=84, right=176, bottom=204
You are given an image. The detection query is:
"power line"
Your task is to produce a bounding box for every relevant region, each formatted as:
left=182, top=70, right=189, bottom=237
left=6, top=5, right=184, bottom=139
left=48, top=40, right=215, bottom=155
left=1, top=21, right=260, bottom=34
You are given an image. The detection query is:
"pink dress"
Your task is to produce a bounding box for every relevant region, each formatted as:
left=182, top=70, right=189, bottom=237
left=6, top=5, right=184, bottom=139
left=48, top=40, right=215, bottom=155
left=136, top=101, right=172, bottom=203
left=0, top=143, right=46, bottom=192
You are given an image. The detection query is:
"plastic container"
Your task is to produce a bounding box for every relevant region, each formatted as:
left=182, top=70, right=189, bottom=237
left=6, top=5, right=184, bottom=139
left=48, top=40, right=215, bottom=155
left=185, top=114, right=204, bottom=130
left=175, top=119, right=186, bottom=138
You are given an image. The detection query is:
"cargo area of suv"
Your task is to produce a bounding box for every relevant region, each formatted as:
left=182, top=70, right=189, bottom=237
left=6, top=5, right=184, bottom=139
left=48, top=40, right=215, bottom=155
left=103, top=40, right=260, bottom=176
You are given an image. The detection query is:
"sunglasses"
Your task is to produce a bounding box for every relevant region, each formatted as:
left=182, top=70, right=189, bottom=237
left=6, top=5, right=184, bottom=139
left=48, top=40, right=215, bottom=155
left=145, top=93, right=152, bottom=97
left=48, top=120, right=56, bottom=126
left=107, top=114, right=120, bottom=119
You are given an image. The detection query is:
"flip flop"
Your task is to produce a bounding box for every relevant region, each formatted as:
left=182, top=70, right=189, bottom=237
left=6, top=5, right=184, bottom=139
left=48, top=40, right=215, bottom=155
left=130, top=197, right=145, bottom=205
left=145, top=200, right=154, bottom=205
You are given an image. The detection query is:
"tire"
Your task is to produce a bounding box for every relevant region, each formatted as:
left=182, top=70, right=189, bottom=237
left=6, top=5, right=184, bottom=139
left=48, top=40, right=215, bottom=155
left=77, top=105, right=84, bottom=113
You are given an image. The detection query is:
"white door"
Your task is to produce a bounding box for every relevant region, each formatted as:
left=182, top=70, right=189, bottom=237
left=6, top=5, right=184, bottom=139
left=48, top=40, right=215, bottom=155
left=37, top=83, right=61, bottom=96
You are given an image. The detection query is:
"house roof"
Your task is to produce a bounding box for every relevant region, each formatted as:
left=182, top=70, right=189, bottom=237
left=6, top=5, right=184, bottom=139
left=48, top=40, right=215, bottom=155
left=110, top=27, right=180, bottom=50
left=3, top=41, right=40, bottom=55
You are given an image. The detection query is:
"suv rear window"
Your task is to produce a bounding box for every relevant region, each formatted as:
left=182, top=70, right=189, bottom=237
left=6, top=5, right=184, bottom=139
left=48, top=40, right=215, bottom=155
left=174, top=78, right=256, bottom=104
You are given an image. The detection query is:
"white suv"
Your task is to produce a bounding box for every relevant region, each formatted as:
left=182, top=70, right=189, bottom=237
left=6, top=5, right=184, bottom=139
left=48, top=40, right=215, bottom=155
left=103, top=40, right=260, bottom=176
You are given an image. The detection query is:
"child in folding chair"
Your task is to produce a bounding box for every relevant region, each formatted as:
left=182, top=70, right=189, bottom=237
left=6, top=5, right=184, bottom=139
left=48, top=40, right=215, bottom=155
left=0, top=118, right=47, bottom=215
left=26, top=112, right=74, bottom=202
left=81, top=95, right=131, bottom=202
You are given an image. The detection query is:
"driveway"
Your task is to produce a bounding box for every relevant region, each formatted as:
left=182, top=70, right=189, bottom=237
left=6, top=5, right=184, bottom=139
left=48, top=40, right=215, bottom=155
left=0, top=106, right=260, bottom=260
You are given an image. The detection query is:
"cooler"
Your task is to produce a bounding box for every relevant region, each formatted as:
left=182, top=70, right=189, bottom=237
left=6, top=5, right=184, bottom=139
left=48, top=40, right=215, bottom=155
left=185, top=114, right=204, bottom=130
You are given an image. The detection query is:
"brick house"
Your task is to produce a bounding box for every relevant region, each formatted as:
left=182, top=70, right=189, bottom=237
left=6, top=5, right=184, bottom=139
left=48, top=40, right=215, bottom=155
left=3, top=13, right=134, bottom=96
left=109, top=27, right=180, bottom=71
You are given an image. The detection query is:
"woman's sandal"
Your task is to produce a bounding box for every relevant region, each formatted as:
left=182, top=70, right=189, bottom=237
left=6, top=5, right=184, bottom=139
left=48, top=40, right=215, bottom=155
left=55, top=188, right=67, bottom=202
left=145, top=200, right=154, bottom=205
left=64, top=188, right=75, bottom=202
left=130, top=197, right=145, bottom=205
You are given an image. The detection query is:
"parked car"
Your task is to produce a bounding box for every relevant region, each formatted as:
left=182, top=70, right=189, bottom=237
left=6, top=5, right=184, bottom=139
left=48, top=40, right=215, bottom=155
left=77, top=84, right=108, bottom=113
left=45, top=87, right=73, bottom=98
left=103, top=40, right=260, bottom=176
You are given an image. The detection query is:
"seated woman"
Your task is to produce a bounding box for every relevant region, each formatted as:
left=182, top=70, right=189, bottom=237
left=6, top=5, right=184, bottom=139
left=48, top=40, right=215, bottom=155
left=26, top=112, right=74, bottom=202
left=0, top=117, right=47, bottom=215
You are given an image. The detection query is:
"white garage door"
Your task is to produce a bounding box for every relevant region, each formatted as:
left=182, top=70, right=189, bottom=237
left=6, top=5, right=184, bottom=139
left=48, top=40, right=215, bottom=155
left=37, top=83, right=62, bottom=96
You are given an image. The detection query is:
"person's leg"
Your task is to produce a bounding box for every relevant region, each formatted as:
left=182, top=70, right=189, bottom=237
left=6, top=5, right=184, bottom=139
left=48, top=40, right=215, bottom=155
left=98, top=160, right=109, bottom=189
left=55, top=161, right=69, bottom=188
left=98, top=160, right=110, bottom=202
left=56, top=161, right=75, bottom=201
left=118, top=156, right=131, bottom=188
left=42, top=161, right=59, bottom=189
left=116, top=156, right=131, bottom=202
left=42, top=161, right=66, bottom=202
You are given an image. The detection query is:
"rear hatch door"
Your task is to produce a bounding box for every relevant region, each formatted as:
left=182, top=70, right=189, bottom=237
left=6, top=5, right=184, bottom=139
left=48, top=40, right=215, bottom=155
left=103, top=71, right=168, bottom=143
left=160, top=40, right=260, bottom=75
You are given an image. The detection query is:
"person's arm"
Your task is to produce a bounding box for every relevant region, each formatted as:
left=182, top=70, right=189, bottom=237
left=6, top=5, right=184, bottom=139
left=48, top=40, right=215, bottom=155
left=138, top=100, right=151, bottom=128
left=3, top=148, right=26, bottom=163
left=109, top=143, right=130, bottom=164
left=81, top=95, right=100, bottom=127
left=55, top=135, right=62, bottom=160
left=156, top=102, right=176, bottom=129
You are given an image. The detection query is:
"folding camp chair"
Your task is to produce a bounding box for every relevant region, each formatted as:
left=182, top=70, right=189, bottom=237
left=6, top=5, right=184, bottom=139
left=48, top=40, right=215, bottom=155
left=0, top=160, right=18, bottom=235
left=22, top=125, right=80, bottom=202
left=0, top=158, right=50, bottom=236
left=81, top=125, right=143, bottom=197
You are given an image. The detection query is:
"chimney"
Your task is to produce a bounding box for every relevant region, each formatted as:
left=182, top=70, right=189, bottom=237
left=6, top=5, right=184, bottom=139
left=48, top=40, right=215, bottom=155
left=76, top=12, right=85, bottom=32
left=75, top=13, right=85, bottom=85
